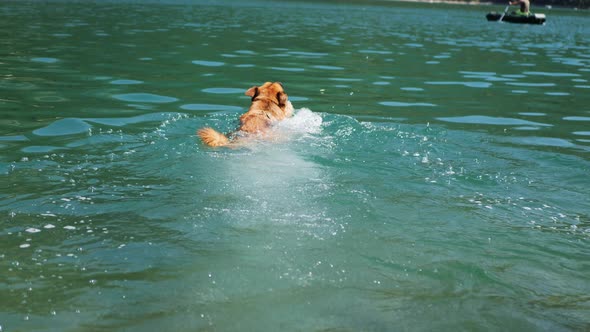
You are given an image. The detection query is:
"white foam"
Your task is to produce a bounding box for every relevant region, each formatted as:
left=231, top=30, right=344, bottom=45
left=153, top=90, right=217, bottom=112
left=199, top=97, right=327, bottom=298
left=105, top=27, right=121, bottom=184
left=276, top=108, right=322, bottom=134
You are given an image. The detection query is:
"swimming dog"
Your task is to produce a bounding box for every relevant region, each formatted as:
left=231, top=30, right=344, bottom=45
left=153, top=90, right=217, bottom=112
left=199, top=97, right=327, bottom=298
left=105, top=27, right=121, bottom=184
left=197, top=81, right=294, bottom=147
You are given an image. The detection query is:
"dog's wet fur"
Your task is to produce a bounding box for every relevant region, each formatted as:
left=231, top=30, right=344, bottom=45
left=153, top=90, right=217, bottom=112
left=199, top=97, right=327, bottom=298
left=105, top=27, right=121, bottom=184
left=197, top=82, right=294, bottom=147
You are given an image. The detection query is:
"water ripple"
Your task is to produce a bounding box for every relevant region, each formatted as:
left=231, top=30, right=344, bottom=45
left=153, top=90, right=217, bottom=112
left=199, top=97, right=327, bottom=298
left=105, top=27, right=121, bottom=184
left=506, top=82, right=556, bottom=87
left=270, top=66, right=305, bottom=72
left=380, top=101, right=436, bottom=107
left=0, top=135, right=28, bottom=142
left=437, top=115, right=552, bottom=127
left=235, top=50, right=257, bottom=55
left=524, top=71, right=580, bottom=77
left=505, top=136, right=577, bottom=148
left=112, top=93, right=178, bottom=103
left=22, top=146, right=62, bottom=153
left=110, top=79, right=143, bottom=85
left=426, top=81, right=492, bottom=88
left=85, top=113, right=184, bottom=126
left=329, top=78, right=363, bottom=82
left=180, top=104, right=242, bottom=112
left=519, top=112, right=546, bottom=116
left=563, top=116, right=590, bottom=121
left=312, top=65, right=344, bottom=70
left=460, top=71, right=496, bottom=76
left=192, top=60, right=225, bottom=67
left=359, top=50, right=392, bottom=55
left=31, top=57, right=59, bottom=63
left=34, top=94, right=67, bottom=102
left=287, top=51, right=328, bottom=57
left=33, top=118, right=91, bottom=136
left=202, top=88, right=243, bottom=94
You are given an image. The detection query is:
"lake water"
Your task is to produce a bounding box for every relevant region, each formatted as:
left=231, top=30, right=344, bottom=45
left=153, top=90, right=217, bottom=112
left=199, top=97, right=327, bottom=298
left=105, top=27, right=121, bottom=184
left=1, top=0, right=589, bottom=330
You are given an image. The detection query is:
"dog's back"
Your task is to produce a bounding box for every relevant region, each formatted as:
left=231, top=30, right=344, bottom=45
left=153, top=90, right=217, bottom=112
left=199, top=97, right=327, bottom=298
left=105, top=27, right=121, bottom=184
left=197, top=82, right=293, bottom=147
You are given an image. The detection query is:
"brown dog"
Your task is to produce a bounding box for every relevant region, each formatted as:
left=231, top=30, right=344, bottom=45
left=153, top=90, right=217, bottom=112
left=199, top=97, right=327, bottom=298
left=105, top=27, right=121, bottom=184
left=197, top=82, right=294, bottom=147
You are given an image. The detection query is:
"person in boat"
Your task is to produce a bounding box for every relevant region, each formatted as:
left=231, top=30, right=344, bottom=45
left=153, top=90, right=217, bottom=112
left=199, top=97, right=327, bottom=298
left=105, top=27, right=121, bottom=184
left=509, top=0, right=530, bottom=15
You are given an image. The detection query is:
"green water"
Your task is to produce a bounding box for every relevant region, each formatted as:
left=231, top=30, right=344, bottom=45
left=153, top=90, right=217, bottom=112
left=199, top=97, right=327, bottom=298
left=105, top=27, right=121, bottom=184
left=1, top=0, right=589, bottom=331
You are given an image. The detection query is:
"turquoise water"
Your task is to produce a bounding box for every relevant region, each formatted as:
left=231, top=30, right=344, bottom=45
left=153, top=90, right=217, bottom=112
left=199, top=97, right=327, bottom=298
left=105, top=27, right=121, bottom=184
left=1, top=0, right=590, bottom=330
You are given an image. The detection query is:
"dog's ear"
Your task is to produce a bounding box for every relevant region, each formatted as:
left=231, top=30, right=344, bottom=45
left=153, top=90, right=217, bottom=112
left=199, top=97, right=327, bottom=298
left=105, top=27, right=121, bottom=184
left=277, top=91, right=288, bottom=106
left=245, top=86, right=259, bottom=99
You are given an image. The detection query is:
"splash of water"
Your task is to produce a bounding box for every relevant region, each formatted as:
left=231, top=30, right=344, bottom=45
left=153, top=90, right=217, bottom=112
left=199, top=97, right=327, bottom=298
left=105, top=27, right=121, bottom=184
left=276, top=108, right=323, bottom=135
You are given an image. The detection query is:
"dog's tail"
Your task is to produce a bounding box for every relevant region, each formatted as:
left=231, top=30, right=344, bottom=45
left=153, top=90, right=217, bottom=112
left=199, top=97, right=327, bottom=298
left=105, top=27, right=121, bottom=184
left=197, top=127, right=230, bottom=147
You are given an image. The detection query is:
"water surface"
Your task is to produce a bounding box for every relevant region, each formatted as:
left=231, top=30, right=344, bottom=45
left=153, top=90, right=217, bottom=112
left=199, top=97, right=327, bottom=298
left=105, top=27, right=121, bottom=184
left=1, top=0, right=589, bottom=331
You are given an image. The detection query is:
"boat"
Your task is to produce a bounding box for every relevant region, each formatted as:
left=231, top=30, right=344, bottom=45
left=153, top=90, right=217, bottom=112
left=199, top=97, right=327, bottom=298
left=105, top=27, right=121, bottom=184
left=486, top=11, right=546, bottom=24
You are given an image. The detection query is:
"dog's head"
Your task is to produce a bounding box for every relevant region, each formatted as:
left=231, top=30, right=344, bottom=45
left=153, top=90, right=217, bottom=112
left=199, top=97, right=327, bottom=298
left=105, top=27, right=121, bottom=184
left=245, top=81, right=289, bottom=108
